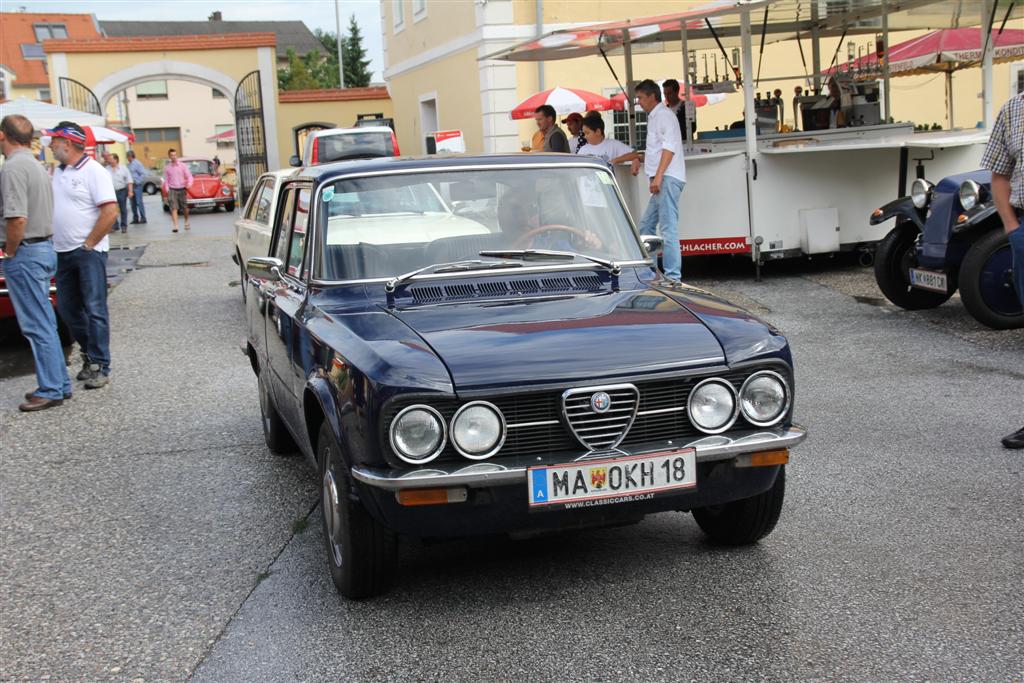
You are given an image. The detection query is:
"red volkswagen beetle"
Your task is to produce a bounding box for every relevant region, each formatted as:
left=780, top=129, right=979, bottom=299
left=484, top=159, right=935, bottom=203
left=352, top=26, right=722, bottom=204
left=161, top=157, right=236, bottom=213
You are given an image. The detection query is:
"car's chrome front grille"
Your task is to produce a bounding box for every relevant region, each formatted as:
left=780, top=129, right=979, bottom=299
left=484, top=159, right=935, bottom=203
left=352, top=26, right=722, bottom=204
left=561, top=385, right=639, bottom=451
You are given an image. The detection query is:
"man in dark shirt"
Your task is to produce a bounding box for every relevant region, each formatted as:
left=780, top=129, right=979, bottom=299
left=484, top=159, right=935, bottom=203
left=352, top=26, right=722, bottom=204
left=534, top=105, right=569, bottom=153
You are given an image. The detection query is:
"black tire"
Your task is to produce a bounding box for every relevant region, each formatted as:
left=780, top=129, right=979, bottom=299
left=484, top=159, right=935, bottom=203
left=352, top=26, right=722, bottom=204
left=959, top=228, right=1024, bottom=329
left=143, top=182, right=156, bottom=195
left=224, top=201, right=235, bottom=213
left=259, top=374, right=296, bottom=455
left=873, top=222, right=954, bottom=310
left=317, top=421, right=397, bottom=598
left=692, top=467, right=785, bottom=545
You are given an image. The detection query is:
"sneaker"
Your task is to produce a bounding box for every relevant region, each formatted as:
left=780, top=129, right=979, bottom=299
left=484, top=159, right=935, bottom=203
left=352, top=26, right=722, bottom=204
left=76, top=356, right=93, bottom=381
left=84, top=372, right=109, bottom=390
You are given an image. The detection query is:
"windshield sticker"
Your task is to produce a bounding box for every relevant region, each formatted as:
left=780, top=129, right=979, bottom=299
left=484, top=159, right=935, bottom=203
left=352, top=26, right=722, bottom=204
left=322, top=187, right=335, bottom=202
left=579, top=175, right=608, bottom=208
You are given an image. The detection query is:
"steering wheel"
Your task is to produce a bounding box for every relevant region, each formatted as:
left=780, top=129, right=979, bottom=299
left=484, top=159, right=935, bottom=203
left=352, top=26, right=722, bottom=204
left=514, top=224, right=604, bottom=251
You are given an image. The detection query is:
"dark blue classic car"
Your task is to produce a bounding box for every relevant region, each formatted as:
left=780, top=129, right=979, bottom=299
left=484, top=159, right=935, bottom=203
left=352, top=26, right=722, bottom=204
left=244, top=154, right=807, bottom=598
left=871, top=170, right=1023, bottom=329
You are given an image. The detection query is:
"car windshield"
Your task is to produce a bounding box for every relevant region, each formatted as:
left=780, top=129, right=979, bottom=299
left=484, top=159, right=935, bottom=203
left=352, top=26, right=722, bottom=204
left=317, top=132, right=394, bottom=162
left=317, top=166, right=644, bottom=281
left=187, top=160, right=215, bottom=175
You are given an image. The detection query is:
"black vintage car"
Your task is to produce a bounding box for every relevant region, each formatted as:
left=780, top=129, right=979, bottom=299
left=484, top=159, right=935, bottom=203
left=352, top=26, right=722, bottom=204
left=244, top=154, right=807, bottom=598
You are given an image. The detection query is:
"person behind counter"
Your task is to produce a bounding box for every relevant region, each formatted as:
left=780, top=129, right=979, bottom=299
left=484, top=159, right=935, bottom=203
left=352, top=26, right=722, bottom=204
left=577, top=113, right=635, bottom=165
left=533, top=105, right=570, bottom=153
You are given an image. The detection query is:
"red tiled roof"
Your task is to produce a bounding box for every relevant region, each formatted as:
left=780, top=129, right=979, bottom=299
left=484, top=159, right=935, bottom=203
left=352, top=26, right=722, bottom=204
left=0, top=12, right=102, bottom=87
left=43, top=32, right=277, bottom=53
left=278, top=87, right=390, bottom=103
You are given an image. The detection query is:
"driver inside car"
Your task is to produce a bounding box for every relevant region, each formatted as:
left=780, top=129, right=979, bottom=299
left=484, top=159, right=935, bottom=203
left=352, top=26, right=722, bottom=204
left=497, top=187, right=601, bottom=252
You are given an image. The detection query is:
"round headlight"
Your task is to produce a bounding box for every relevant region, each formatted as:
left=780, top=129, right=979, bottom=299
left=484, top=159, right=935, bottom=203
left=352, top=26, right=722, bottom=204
left=739, top=371, right=790, bottom=427
left=390, top=405, right=445, bottom=464
left=911, top=178, right=933, bottom=209
left=959, top=179, right=981, bottom=211
left=687, top=379, right=738, bottom=434
left=450, top=401, right=505, bottom=460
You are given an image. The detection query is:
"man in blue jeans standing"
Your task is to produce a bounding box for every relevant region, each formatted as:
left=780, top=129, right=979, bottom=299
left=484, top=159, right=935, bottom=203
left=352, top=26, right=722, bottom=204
left=44, top=121, right=118, bottom=389
left=126, top=150, right=148, bottom=225
left=981, top=91, right=1024, bottom=450
left=0, top=114, right=72, bottom=411
left=631, top=78, right=686, bottom=283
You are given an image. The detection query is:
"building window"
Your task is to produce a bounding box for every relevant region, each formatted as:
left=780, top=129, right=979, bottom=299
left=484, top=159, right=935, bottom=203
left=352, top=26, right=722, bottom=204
left=135, top=127, right=180, bottom=143
left=33, top=23, right=68, bottom=42
left=37, top=88, right=51, bottom=101
left=612, top=110, right=647, bottom=149
left=1013, top=63, right=1024, bottom=96
left=136, top=81, right=169, bottom=100
left=20, top=43, right=46, bottom=60
left=413, top=0, right=427, bottom=20
left=393, top=0, right=405, bottom=31
left=213, top=124, right=234, bottom=148
left=212, top=88, right=226, bottom=98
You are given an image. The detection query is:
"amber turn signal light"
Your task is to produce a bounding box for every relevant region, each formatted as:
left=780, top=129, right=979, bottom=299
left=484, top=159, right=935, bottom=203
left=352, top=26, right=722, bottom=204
left=957, top=214, right=969, bottom=224
left=872, top=208, right=883, bottom=217
left=395, top=487, right=468, bottom=506
left=735, top=449, right=790, bottom=468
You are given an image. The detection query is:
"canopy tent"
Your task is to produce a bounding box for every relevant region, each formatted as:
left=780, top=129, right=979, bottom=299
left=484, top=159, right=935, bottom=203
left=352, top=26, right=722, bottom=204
left=0, top=97, right=105, bottom=129
left=510, top=87, right=616, bottom=120
left=825, top=27, right=1024, bottom=127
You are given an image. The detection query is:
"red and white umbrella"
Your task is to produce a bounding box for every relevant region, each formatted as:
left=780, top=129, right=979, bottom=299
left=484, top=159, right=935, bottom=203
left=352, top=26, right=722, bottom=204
left=610, top=91, right=727, bottom=109
left=510, top=87, right=616, bottom=120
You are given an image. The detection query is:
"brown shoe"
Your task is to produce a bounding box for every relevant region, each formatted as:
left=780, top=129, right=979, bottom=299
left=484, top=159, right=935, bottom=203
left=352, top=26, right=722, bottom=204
left=24, top=391, right=72, bottom=401
left=18, top=396, right=64, bottom=412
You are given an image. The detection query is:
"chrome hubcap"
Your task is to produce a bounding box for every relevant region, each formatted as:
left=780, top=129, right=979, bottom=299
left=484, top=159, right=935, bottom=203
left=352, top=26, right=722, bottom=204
left=322, top=465, right=344, bottom=567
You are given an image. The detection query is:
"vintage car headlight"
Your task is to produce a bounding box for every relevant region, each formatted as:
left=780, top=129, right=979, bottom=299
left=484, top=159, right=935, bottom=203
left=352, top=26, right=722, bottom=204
left=958, top=179, right=981, bottom=211
left=450, top=401, right=505, bottom=459
left=390, top=405, right=446, bottom=464
left=220, top=187, right=232, bottom=196
left=911, top=178, right=933, bottom=209
left=687, top=378, right=738, bottom=434
left=739, top=371, right=790, bottom=427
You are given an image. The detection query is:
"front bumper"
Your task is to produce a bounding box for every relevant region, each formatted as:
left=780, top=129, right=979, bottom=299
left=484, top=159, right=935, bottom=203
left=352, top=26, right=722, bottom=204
left=352, top=424, right=806, bottom=491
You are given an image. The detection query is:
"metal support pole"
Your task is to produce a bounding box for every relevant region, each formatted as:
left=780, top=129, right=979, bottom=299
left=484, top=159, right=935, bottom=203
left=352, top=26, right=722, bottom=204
left=335, top=0, right=345, bottom=88
left=881, top=0, right=891, bottom=123
left=945, top=70, right=954, bottom=129
left=681, top=24, right=692, bottom=147
left=740, top=9, right=759, bottom=262
left=811, top=1, right=821, bottom=92
left=536, top=0, right=545, bottom=91
left=982, top=0, right=995, bottom=129
left=623, top=28, right=637, bottom=148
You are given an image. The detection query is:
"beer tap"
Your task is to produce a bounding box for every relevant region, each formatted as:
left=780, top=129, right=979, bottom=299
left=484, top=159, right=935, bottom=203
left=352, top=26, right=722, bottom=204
left=702, top=53, right=709, bottom=83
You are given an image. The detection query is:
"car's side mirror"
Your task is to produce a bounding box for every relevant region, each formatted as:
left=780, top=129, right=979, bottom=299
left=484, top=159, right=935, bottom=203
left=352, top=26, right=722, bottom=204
left=289, top=155, right=302, bottom=167
left=247, top=256, right=283, bottom=281
left=641, top=235, right=664, bottom=255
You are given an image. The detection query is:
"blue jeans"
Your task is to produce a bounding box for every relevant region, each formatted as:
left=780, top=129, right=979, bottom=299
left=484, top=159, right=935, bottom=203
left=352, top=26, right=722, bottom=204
left=5, top=241, right=72, bottom=399
left=130, top=183, right=147, bottom=222
left=638, top=175, right=685, bottom=280
left=1010, top=223, right=1024, bottom=308
left=57, top=248, right=110, bottom=375
left=115, top=188, right=129, bottom=229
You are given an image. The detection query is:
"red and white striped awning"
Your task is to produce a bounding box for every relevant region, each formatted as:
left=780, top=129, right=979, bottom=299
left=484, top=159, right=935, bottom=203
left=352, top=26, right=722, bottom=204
left=206, top=128, right=235, bottom=143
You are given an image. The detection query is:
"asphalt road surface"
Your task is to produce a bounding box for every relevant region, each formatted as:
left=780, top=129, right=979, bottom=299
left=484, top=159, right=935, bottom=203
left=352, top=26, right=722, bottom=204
left=1, top=202, right=1021, bottom=682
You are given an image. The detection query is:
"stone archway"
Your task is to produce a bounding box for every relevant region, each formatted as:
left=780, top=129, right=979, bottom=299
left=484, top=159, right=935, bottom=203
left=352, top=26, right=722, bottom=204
left=93, top=60, right=240, bottom=114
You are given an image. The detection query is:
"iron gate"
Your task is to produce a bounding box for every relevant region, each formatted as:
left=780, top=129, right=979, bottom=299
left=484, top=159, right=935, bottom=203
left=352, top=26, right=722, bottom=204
left=234, top=70, right=269, bottom=204
left=58, top=77, right=102, bottom=117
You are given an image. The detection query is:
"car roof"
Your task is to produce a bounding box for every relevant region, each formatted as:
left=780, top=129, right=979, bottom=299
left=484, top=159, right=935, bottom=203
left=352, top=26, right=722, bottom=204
left=291, top=153, right=610, bottom=183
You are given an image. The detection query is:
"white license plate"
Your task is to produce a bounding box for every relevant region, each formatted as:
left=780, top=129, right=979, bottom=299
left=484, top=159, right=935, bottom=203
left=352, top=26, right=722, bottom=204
left=909, top=268, right=948, bottom=293
left=527, top=449, right=696, bottom=509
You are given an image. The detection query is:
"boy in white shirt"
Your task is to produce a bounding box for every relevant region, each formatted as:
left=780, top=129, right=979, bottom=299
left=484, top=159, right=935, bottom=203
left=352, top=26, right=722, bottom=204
left=576, top=114, right=635, bottom=165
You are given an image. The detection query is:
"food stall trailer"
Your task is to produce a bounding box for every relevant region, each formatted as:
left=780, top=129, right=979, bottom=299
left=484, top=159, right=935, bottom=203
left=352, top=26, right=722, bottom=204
left=488, top=0, right=1021, bottom=263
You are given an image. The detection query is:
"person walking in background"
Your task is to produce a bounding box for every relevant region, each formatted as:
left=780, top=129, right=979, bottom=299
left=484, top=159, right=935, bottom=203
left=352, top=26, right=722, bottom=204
left=633, top=78, right=686, bottom=283
left=980, top=90, right=1024, bottom=450
left=44, top=120, right=117, bottom=390
left=534, top=105, right=569, bottom=153
left=163, top=148, right=193, bottom=233
left=126, top=150, right=148, bottom=225
left=0, top=115, right=72, bottom=411
left=107, top=153, right=132, bottom=233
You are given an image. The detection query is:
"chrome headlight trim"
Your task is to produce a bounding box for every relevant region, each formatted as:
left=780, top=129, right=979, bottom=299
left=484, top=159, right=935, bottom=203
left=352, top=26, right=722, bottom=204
left=686, top=378, right=739, bottom=435
left=738, top=370, right=791, bottom=428
left=450, top=400, right=507, bottom=460
left=911, top=178, right=933, bottom=209
left=958, top=179, right=981, bottom=211
left=389, top=404, right=447, bottom=465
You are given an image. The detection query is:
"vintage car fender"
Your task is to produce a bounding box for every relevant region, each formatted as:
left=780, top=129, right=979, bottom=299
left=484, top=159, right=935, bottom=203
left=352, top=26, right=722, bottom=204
left=952, top=200, right=1000, bottom=236
left=870, top=196, right=925, bottom=231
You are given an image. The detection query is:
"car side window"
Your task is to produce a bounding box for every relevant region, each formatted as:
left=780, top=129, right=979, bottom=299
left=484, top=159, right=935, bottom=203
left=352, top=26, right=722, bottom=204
left=249, top=179, right=274, bottom=224
left=272, top=189, right=296, bottom=264
left=287, top=188, right=310, bottom=278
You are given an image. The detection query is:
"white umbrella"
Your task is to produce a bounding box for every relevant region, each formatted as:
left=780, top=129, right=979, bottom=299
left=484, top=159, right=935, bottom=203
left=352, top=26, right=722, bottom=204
left=0, top=97, right=105, bottom=130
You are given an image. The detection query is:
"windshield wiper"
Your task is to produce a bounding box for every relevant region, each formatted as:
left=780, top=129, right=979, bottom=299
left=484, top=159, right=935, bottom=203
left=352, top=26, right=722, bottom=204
left=479, top=249, right=622, bottom=275
left=384, top=259, right=523, bottom=301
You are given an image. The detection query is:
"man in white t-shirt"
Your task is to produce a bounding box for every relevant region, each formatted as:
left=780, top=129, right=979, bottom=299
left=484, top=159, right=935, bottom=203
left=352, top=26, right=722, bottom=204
left=43, top=121, right=118, bottom=389
left=576, top=113, right=635, bottom=165
left=634, top=79, right=686, bottom=282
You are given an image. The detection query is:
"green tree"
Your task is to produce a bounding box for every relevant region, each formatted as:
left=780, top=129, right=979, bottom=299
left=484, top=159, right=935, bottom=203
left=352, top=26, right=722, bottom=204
left=342, top=14, right=372, bottom=87
left=278, top=48, right=320, bottom=91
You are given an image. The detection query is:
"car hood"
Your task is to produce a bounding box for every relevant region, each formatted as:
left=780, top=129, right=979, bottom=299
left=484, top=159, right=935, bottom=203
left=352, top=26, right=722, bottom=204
left=389, top=287, right=725, bottom=390
left=188, top=176, right=222, bottom=198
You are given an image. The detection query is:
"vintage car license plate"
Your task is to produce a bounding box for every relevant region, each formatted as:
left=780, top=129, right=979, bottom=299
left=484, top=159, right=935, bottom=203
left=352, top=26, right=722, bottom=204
left=909, top=268, right=948, bottom=293
left=527, top=449, right=696, bottom=509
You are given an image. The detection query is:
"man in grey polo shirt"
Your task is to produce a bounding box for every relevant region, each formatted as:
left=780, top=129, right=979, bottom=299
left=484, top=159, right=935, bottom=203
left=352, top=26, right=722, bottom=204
left=0, top=114, right=72, bottom=411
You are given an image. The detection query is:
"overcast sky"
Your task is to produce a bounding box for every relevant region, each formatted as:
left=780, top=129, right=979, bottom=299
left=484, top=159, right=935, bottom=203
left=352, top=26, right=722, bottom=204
left=14, top=0, right=386, bottom=81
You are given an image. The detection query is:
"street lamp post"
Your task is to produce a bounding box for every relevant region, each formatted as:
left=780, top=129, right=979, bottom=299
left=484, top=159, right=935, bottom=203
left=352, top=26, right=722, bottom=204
left=335, top=0, right=346, bottom=88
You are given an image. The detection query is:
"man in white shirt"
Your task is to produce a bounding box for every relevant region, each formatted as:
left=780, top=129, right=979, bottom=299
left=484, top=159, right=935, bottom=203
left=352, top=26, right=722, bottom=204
left=43, top=121, right=118, bottom=389
left=633, top=79, right=686, bottom=282
left=107, top=153, right=133, bottom=233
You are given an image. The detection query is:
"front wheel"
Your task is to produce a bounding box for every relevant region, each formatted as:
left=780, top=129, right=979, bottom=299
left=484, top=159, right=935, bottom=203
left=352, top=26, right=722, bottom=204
left=317, top=422, right=397, bottom=599
left=692, top=467, right=785, bottom=545
left=959, top=228, right=1024, bottom=329
left=223, top=201, right=235, bottom=213
left=873, top=222, right=954, bottom=309
left=143, top=182, right=157, bottom=195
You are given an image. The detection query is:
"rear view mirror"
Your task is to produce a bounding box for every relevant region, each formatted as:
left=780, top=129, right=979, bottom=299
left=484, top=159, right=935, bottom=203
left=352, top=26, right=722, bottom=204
left=641, top=235, right=664, bottom=255
left=450, top=180, right=496, bottom=202
left=247, top=256, right=283, bottom=281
